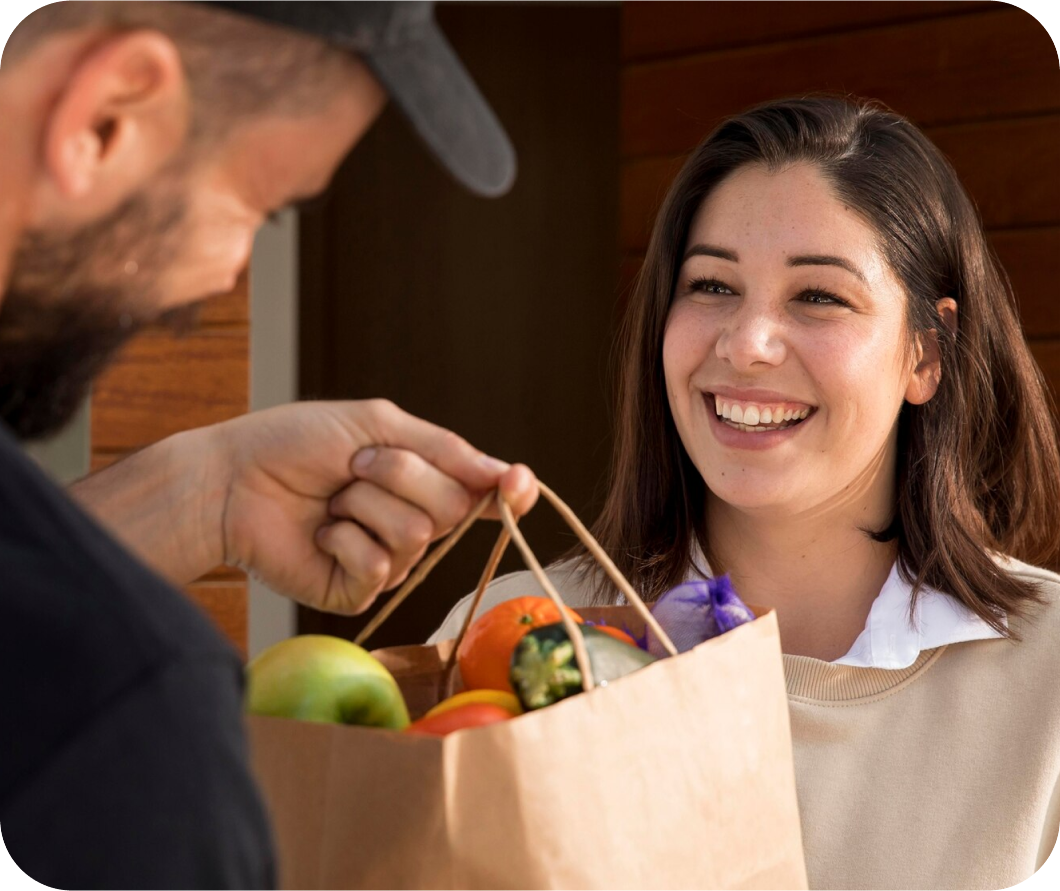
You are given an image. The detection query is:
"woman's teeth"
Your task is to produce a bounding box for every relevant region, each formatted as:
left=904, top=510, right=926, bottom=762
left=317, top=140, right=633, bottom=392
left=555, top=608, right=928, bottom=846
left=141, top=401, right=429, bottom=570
left=713, top=395, right=811, bottom=432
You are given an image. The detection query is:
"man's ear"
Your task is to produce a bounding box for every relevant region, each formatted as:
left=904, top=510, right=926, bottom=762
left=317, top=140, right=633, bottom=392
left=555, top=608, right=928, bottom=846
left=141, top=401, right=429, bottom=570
left=906, top=297, right=958, bottom=405
left=32, top=30, right=189, bottom=221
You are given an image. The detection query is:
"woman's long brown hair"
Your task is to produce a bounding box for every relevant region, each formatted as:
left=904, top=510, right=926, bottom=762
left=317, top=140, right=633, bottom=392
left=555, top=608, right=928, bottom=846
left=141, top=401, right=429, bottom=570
left=581, top=95, right=1060, bottom=634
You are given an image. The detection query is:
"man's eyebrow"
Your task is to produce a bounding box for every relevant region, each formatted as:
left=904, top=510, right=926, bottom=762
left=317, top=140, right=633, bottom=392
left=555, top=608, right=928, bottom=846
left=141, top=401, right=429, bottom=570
left=788, top=254, right=867, bottom=283
left=683, top=243, right=739, bottom=263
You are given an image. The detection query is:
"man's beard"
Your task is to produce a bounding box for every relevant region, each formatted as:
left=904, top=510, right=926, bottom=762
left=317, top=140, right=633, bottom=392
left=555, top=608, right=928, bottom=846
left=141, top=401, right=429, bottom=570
left=0, top=184, right=198, bottom=442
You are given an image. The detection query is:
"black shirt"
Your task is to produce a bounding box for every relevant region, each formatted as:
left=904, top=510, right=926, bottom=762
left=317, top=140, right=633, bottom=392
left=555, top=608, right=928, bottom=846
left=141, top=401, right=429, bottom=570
left=0, top=422, right=276, bottom=889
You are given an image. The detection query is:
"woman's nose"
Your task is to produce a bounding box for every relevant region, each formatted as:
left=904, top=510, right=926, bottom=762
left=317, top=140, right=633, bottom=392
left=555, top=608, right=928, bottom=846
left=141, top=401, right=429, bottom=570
left=714, top=307, right=786, bottom=370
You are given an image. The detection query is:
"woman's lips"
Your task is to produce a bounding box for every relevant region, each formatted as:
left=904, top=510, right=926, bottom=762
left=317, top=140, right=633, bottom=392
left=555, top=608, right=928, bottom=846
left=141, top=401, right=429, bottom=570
left=702, top=392, right=814, bottom=450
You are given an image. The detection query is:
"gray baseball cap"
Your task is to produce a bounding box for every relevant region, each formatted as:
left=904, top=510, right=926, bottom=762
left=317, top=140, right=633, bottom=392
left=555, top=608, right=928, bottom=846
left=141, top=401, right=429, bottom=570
left=206, top=1, right=516, bottom=197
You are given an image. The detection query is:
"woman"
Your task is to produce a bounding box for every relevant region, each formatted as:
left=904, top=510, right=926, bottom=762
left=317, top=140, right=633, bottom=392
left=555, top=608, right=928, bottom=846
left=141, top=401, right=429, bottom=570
left=431, top=96, right=1060, bottom=889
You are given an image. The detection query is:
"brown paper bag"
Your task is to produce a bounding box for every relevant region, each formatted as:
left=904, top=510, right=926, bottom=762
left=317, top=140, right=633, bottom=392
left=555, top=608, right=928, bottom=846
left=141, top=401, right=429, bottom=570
left=248, top=484, right=808, bottom=890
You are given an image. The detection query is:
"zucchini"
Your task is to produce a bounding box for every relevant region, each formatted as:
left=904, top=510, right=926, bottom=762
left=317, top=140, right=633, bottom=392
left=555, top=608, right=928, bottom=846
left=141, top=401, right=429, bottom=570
left=509, top=623, right=657, bottom=710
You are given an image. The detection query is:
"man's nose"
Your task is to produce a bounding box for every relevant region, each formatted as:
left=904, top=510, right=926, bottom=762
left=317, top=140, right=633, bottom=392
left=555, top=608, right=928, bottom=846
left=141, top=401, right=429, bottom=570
left=714, top=304, right=786, bottom=370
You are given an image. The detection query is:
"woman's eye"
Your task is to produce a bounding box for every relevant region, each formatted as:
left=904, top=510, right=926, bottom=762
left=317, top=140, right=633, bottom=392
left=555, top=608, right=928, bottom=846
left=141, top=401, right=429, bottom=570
left=688, top=276, right=734, bottom=296
left=799, top=287, right=848, bottom=307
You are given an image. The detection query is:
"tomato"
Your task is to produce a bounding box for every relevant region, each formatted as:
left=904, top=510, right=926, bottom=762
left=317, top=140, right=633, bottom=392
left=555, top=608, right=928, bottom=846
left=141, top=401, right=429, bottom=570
left=405, top=703, right=513, bottom=736
left=590, top=624, right=639, bottom=648
left=457, top=596, right=584, bottom=693
left=425, top=689, right=522, bottom=719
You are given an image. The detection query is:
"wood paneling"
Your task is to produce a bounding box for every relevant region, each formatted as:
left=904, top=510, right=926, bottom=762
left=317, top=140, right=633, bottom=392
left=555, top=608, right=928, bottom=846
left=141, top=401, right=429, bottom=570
left=195, top=268, right=250, bottom=327
left=91, top=329, right=249, bottom=452
left=620, top=117, right=1060, bottom=253
left=931, top=117, right=1060, bottom=231
left=185, top=581, right=248, bottom=659
left=622, top=1, right=988, bottom=61
left=990, top=228, right=1060, bottom=338
left=620, top=154, right=686, bottom=255
left=622, top=7, right=1060, bottom=159
left=89, top=450, right=125, bottom=473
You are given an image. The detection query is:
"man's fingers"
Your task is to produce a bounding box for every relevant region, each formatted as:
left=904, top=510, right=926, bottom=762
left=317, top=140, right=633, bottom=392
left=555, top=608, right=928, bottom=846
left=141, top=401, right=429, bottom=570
left=479, top=463, right=539, bottom=519
left=356, top=400, right=512, bottom=491
left=348, top=446, right=473, bottom=532
left=328, top=479, right=436, bottom=563
left=499, top=463, right=539, bottom=516
left=314, top=520, right=391, bottom=614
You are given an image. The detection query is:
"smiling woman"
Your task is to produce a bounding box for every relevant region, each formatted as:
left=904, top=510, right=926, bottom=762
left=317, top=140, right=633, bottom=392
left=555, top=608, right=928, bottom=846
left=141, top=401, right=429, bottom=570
left=596, top=98, right=1060, bottom=625
left=430, top=95, right=1060, bottom=889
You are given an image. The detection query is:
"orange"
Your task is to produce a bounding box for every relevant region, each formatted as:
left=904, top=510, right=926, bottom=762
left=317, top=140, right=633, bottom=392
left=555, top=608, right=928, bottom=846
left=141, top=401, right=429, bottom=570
left=457, top=596, right=584, bottom=692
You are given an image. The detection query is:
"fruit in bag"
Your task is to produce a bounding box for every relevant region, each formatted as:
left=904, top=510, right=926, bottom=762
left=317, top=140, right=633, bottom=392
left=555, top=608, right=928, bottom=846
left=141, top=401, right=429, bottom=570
left=406, top=702, right=513, bottom=736
left=458, top=596, right=584, bottom=692
left=425, top=689, right=523, bottom=718
left=245, top=635, right=410, bottom=729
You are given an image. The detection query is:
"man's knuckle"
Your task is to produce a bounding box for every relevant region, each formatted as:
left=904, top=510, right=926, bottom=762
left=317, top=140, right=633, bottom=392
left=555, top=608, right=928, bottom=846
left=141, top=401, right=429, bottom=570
left=364, top=553, right=391, bottom=587
left=404, top=515, right=433, bottom=548
left=372, top=398, right=400, bottom=422
left=451, top=489, right=473, bottom=518
left=437, top=428, right=469, bottom=456
left=387, top=448, right=417, bottom=478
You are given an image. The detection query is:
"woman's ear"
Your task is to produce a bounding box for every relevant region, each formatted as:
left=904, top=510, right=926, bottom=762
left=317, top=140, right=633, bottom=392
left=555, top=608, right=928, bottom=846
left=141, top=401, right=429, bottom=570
left=906, top=297, right=958, bottom=405
left=31, top=30, right=189, bottom=222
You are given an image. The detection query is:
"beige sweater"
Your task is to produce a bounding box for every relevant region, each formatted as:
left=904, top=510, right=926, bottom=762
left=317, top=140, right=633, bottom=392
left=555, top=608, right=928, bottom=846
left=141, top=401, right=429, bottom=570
left=430, top=559, right=1060, bottom=890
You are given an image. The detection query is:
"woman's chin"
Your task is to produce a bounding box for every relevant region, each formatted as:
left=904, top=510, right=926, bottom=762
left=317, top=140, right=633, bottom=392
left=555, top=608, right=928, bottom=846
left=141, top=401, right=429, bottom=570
left=704, top=480, right=801, bottom=516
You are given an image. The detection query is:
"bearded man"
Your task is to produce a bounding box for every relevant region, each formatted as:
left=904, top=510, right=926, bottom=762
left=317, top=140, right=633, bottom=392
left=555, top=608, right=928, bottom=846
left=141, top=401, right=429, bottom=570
left=0, top=3, right=536, bottom=886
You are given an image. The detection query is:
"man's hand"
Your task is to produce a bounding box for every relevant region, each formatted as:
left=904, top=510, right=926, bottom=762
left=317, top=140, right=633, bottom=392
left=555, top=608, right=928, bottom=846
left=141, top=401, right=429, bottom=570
left=71, top=400, right=537, bottom=615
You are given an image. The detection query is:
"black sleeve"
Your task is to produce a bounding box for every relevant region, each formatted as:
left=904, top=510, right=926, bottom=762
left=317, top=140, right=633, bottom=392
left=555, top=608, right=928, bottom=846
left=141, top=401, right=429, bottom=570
left=1, top=656, right=276, bottom=890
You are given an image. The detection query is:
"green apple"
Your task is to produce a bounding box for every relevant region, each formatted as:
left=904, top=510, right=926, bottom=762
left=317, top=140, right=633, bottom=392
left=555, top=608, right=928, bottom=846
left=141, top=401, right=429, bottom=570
left=245, top=635, right=410, bottom=729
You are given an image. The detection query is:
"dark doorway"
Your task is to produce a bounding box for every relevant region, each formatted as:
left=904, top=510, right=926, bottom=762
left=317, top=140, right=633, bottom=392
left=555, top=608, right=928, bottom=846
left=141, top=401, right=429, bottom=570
left=297, top=3, right=622, bottom=647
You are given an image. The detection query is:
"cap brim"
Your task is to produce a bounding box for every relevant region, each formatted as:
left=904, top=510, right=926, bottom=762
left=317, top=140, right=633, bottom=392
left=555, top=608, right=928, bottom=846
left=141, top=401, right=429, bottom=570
left=360, top=25, right=516, bottom=198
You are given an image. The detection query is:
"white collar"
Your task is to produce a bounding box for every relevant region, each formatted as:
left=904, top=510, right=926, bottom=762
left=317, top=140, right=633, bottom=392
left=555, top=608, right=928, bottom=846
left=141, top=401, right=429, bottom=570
left=831, top=560, right=1005, bottom=668
left=684, top=550, right=1005, bottom=669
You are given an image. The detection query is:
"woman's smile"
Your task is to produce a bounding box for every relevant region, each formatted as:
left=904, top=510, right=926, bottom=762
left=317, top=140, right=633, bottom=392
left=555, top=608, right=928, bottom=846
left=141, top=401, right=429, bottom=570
left=702, top=390, right=816, bottom=450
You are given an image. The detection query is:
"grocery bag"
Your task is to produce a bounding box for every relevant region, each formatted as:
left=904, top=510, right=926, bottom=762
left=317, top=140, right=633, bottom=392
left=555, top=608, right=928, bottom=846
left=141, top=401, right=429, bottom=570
left=247, top=483, right=808, bottom=889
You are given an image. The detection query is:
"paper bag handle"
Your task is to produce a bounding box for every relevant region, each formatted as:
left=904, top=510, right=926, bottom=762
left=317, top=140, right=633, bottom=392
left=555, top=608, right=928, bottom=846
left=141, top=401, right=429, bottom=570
left=353, top=482, right=679, bottom=690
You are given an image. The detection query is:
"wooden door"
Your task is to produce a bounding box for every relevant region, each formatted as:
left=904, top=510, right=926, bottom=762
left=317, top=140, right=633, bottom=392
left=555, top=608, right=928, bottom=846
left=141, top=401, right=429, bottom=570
left=297, top=3, right=622, bottom=647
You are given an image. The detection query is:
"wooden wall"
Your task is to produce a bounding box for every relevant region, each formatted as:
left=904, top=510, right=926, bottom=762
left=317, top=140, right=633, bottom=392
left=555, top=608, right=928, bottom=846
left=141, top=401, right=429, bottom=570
left=90, top=272, right=250, bottom=656
left=620, top=1, right=1059, bottom=392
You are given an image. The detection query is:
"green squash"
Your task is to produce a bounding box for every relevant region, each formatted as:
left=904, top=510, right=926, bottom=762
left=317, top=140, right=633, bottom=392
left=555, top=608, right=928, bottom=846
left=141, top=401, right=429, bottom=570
left=509, top=622, right=656, bottom=710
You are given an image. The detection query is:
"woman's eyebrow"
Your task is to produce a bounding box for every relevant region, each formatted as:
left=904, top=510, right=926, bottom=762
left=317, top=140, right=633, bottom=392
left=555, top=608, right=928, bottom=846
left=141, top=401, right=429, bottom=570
left=682, top=243, right=868, bottom=284
left=683, top=243, right=738, bottom=262
left=788, top=254, right=867, bottom=283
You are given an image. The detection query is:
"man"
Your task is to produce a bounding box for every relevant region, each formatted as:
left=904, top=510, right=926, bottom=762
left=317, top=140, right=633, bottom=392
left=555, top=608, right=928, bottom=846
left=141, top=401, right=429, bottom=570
left=0, top=2, right=537, bottom=886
